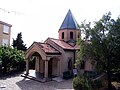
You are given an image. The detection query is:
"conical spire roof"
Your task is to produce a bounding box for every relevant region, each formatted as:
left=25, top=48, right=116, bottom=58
left=59, top=9, right=79, bottom=30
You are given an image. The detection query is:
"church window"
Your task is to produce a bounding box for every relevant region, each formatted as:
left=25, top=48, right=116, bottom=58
left=70, top=32, right=73, bottom=39
left=68, top=58, right=72, bottom=70
left=78, top=34, right=80, bottom=38
left=62, top=32, right=64, bottom=39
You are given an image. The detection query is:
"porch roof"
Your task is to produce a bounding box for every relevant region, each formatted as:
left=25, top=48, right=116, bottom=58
left=36, top=42, right=61, bottom=54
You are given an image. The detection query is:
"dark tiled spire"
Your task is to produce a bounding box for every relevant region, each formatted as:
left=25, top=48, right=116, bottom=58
left=59, top=9, right=79, bottom=30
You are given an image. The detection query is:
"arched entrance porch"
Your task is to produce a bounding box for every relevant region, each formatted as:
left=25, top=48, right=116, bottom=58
left=26, top=52, right=45, bottom=79
left=25, top=51, right=61, bottom=81
left=24, top=42, right=61, bottom=82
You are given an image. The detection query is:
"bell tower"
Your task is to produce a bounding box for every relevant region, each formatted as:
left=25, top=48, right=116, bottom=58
left=58, top=9, right=80, bottom=46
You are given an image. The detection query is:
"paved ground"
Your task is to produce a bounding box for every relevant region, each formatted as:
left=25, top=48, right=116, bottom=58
left=0, top=72, right=74, bottom=90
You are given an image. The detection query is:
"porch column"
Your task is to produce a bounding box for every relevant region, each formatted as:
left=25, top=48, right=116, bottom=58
left=26, top=58, right=29, bottom=75
left=35, top=57, right=40, bottom=72
left=44, top=60, right=48, bottom=79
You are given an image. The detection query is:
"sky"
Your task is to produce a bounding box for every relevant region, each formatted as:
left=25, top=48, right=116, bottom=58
left=0, top=0, right=120, bottom=47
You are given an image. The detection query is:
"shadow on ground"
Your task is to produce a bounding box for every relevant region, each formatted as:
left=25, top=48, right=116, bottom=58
left=16, top=78, right=74, bottom=90
left=0, top=71, right=24, bottom=80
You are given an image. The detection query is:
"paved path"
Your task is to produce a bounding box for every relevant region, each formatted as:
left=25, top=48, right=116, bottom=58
left=0, top=73, right=74, bottom=90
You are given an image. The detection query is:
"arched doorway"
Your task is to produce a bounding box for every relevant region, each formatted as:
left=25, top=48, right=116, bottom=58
left=29, top=52, right=41, bottom=70
left=27, top=52, right=44, bottom=78
left=48, top=57, right=60, bottom=78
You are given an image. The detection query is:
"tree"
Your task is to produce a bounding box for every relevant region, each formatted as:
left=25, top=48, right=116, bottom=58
left=12, top=32, right=27, bottom=51
left=77, top=13, right=120, bottom=90
left=0, top=46, right=12, bottom=73
left=0, top=46, right=25, bottom=74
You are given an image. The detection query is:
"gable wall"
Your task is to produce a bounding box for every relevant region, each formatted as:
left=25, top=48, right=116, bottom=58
left=25, top=43, right=46, bottom=60
left=45, top=39, right=77, bottom=76
left=61, top=50, right=75, bottom=72
left=45, top=39, right=65, bottom=76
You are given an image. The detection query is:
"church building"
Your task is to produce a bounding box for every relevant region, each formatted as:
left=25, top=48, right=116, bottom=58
left=25, top=10, right=93, bottom=81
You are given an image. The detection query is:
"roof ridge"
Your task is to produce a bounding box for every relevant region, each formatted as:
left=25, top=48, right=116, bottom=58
left=47, top=43, right=61, bottom=53
left=0, top=21, right=12, bottom=27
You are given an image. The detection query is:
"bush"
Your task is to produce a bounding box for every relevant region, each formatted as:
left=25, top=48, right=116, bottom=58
left=92, top=80, right=102, bottom=89
left=73, top=75, right=93, bottom=90
left=0, top=46, right=25, bottom=74
left=73, top=74, right=103, bottom=90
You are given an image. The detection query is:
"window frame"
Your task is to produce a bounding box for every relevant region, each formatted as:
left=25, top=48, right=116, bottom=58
left=3, top=25, right=9, bottom=34
left=62, top=32, right=64, bottom=39
left=70, top=32, right=73, bottom=39
left=68, top=58, right=72, bottom=70
left=2, top=39, right=8, bottom=46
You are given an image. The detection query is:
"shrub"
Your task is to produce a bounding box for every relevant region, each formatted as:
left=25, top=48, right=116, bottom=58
left=73, top=74, right=92, bottom=90
left=92, top=79, right=102, bottom=89
left=0, top=46, right=25, bottom=74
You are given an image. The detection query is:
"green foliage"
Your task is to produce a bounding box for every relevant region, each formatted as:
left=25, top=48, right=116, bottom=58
left=73, top=74, right=102, bottom=90
left=77, top=12, right=120, bottom=89
left=92, top=79, right=102, bottom=89
left=73, top=75, right=93, bottom=90
left=0, top=46, right=25, bottom=74
left=76, top=38, right=93, bottom=66
left=12, top=32, right=27, bottom=51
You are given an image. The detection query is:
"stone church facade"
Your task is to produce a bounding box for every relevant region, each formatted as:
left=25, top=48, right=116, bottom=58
left=25, top=10, right=93, bottom=81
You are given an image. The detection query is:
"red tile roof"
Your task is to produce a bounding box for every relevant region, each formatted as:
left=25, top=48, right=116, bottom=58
left=35, top=42, right=60, bottom=54
left=49, top=38, right=79, bottom=50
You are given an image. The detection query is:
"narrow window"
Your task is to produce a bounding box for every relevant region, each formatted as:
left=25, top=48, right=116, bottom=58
left=62, top=32, right=64, bottom=39
left=78, top=35, right=80, bottom=38
left=70, top=32, right=73, bottom=39
left=68, top=58, right=72, bottom=70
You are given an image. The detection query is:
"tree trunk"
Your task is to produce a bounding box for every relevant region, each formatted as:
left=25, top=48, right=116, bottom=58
left=107, top=57, right=113, bottom=90
left=107, top=70, right=112, bottom=90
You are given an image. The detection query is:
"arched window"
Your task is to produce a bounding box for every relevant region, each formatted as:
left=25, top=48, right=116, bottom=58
left=68, top=58, right=72, bottom=70
left=78, top=35, right=80, bottom=38
left=70, top=32, right=73, bottom=39
left=62, top=32, right=64, bottom=39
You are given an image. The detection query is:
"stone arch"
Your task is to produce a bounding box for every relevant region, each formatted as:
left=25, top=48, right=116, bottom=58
left=26, top=51, right=46, bottom=61
left=27, top=52, right=45, bottom=74
left=25, top=48, right=46, bottom=78
left=25, top=44, right=46, bottom=60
